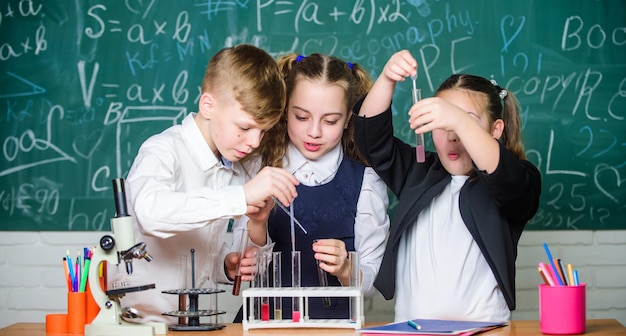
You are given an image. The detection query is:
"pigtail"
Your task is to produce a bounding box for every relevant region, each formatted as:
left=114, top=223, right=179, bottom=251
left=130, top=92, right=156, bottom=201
left=258, top=54, right=299, bottom=168
left=500, top=90, right=526, bottom=160
left=343, top=62, right=373, bottom=166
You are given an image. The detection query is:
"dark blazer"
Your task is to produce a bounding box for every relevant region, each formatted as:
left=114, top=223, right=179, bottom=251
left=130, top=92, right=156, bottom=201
left=352, top=99, right=541, bottom=310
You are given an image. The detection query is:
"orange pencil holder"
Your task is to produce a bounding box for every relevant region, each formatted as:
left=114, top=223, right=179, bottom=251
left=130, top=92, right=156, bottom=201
left=67, top=291, right=87, bottom=334
left=46, top=313, right=68, bottom=334
left=86, top=283, right=100, bottom=323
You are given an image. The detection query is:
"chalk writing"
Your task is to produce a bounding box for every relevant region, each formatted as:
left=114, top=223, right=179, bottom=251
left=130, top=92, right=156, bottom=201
left=0, top=0, right=624, bottom=230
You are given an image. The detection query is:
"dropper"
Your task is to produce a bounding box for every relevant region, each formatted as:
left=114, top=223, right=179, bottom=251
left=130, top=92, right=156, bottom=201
left=273, top=196, right=307, bottom=234
left=289, top=202, right=296, bottom=253
left=411, top=73, right=426, bottom=163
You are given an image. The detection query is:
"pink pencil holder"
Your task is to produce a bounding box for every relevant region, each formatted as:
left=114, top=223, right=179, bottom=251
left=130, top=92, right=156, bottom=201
left=539, top=284, right=586, bottom=334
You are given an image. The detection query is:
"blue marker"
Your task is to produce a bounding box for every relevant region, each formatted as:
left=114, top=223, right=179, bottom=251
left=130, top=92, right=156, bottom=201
left=543, top=243, right=564, bottom=286
left=407, top=320, right=422, bottom=330
left=573, top=269, right=580, bottom=286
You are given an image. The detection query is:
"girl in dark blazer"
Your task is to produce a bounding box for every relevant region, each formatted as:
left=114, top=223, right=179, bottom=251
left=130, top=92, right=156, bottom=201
left=352, top=50, right=541, bottom=322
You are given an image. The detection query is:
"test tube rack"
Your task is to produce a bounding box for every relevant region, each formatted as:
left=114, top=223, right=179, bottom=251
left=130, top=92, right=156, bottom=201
left=241, top=286, right=363, bottom=330
left=161, top=287, right=226, bottom=331
left=161, top=248, right=226, bottom=331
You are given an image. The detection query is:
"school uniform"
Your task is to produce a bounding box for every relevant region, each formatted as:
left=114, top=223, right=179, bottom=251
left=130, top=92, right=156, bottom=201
left=352, top=99, right=542, bottom=321
left=239, top=143, right=389, bottom=320
left=110, top=112, right=254, bottom=323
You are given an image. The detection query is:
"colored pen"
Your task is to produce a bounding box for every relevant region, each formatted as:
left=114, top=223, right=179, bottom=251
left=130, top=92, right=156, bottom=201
left=557, top=259, right=568, bottom=286
left=543, top=243, right=564, bottom=286
left=66, top=250, right=75, bottom=292
left=63, top=257, right=72, bottom=292
left=538, top=262, right=556, bottom=286
left=407, top=320, right=422, bottom=330
left=80, top=255, right=92, bottom=292
left=567, top=263, right=575, bottom=286
left=573, top=269, right=580, bottom=286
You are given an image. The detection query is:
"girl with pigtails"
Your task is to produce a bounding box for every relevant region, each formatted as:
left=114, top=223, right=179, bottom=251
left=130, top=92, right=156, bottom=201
left=352, top=50, right=541, bottom=322
left=236, top=53, right=390, bottom=320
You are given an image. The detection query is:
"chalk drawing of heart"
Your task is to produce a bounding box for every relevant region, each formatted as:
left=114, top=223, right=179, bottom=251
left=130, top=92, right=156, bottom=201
left=500, top=15, right=525, bottom=52
left=73, top=130, right=104, bottom=159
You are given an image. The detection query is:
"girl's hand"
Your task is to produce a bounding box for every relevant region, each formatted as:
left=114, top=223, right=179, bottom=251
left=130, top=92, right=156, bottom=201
left=313, top=239, right=350, bottom=285
left=408, top=96, right=471, bottom=135
left=381, top=50, right=418, bottom=84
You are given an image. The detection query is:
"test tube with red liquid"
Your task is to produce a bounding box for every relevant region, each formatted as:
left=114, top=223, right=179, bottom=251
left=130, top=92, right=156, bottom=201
left=291, top=251, right=301, bottom=322
left=258, top=252, right=270, bottom=321
left=412, top=86, right=426, bottom=163
left=231, top=228, right=249, bottom=296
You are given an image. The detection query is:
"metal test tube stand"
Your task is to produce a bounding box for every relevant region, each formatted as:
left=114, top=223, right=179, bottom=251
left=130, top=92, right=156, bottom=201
left=85, top=178, right=167, bottom=336
left=241, top=251, right=364, bottom=330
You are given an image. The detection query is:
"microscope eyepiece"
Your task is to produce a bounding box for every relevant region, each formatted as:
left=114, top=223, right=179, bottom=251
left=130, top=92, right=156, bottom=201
left=112, top=178, right=129, bottom=217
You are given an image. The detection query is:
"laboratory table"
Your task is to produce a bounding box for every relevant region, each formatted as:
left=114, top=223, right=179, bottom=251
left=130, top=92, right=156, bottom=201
left=0, top=319, right=624, bottom=335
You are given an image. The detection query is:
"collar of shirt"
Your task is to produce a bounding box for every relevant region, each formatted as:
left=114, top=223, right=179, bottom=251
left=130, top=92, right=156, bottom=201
left=284, top=142, right=342, bottom=186
left=183, top=112, right=241, bottom=175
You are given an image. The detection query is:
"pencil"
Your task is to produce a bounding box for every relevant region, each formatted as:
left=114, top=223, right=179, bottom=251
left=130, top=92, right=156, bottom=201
left=567, top=263, right=575, bottom=286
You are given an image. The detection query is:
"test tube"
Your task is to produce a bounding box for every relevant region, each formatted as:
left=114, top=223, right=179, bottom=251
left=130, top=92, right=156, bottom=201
left=272, top=251, right=282, bottom=320
left=291, top=251, right=301, bottom=322
left=412, top=87, right=426, bottom=163
left=314, top=240, right=331, bottom=307
left=348, top=251, right=361, bottom=323
left=259, top=252, right=270, bottom=321
left=207, top=252, right=219, bottom=324
left=232, top=228, right=249, bottom=296
left=178, top=254, right=188, bottom=325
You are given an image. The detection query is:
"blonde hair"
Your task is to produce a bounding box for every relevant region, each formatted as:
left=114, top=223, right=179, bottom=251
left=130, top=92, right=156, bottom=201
left=259, top=53, right=373, bottom=167
left=201, top=44, right=286, bottom=132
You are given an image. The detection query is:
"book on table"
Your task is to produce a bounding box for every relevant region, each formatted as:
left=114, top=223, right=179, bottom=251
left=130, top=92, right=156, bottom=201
left=358, top=318, right=507, bottom=335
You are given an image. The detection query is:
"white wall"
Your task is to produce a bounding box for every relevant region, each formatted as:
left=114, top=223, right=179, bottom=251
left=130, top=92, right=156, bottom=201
left=1, top=230, right=625, bottom=329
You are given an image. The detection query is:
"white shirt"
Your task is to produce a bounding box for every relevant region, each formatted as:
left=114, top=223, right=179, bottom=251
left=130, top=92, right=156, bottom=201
left=394, top=175, right=509, bottom=322
left=283, top=143, right=390, bottom=298
left=109, top=112, right=253, bottom=322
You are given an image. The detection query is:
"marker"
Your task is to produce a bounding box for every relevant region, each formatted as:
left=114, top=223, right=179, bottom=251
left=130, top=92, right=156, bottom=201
left=66, top=250, right=75, bottom=292
left=557, top=259, right=568, bottom=286
left=543, top=243, right=564, bottom=286
left=407, top=320, right=422, bottom=330
left=538, top=262, right=556, bottom=286
left=567, top=263, right=575, bottom=286
left=79, top=255, right=91, bottom=292
left=63, top=257, right=72, bottom=292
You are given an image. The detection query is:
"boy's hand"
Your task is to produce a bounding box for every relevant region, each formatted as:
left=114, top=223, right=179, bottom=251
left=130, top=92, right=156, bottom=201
left=225, top=247, right=259, bottom=282
left=246, top=197, right=274, bottom=225
left=244, top=167, right=298, bottom=208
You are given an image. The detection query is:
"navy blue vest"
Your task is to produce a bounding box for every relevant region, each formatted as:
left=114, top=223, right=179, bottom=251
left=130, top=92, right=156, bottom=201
left=268, top=156, right=365, bottom=319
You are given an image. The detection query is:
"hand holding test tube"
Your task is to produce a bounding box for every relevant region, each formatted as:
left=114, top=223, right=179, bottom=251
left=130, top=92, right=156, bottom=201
left=232, top=228, right=249, bottom=296
left=411, top=75, right=426, bottom=163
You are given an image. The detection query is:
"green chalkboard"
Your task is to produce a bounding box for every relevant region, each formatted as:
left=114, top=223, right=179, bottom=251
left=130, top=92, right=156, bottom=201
left=1, top=1, right=624, bottom=231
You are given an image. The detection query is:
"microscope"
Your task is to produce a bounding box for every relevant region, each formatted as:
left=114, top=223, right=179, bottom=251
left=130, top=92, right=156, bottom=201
left=84, top=178, right=167, bottom=336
